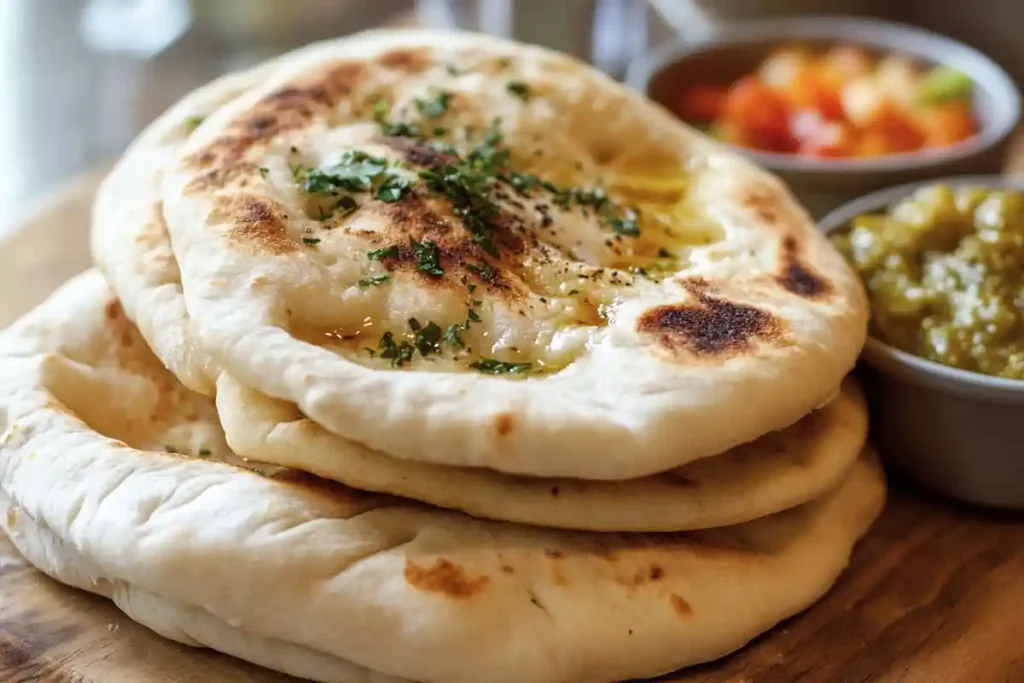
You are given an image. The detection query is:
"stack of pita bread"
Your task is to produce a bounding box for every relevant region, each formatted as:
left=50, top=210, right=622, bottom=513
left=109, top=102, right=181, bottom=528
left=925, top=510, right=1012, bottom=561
left=0, top=30, right=883, bottom=683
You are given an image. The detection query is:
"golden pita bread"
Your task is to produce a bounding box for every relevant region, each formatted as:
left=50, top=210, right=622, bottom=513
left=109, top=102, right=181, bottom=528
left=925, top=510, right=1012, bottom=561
left=0, top=270, right=885, bottom=683
left=91, top=54, right=867, bottom=532
left=153, top=29, right=866, bottom=479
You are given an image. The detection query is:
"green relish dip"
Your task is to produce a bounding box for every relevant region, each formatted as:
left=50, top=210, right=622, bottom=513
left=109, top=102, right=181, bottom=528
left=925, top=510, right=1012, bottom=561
left=830, top=184, right=1024, bottom=380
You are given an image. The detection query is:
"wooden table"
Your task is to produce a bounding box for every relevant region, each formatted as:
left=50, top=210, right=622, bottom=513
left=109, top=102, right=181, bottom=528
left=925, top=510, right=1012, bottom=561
left=4, top=45, right=1024, bottom=683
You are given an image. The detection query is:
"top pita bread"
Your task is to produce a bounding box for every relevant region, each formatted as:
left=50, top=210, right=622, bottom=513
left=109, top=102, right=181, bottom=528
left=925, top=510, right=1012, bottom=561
left=90, top=41, right=868, bottom=533
left=150, top=29, right=866, bottom=479
left=0, top=270, right=884, bottom=683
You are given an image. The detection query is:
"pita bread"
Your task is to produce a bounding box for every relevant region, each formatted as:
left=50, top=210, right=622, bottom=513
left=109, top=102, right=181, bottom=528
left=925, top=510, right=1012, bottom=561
left=0, top=270, right=885, bottom=683
left=218, top=373, right=867, bottom=531
left=90, top=34, right=866, bottom=533
left=156, top=29, right=867, bottom=479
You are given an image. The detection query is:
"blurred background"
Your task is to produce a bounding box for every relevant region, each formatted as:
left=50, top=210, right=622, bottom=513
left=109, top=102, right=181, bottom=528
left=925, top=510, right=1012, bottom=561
left=2, top=0, right=1022, bottom=234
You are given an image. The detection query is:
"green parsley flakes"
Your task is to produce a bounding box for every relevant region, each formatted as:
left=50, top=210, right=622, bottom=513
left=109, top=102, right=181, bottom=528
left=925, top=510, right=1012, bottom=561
left=258, top=167, right=270, bottom=179
left=376, top=174, right=411, bottom=203
left=467, top=261, right=497, bottom=284
left=357, top=274, right=391, bottom=288
left=368, top=245, right=400, bottom=261
left=302, top=237, right=321, bottom=246
left=411, top=238, right=444, bottom=276
left=470, top=359, right=531, bottom=375
left=409, top=318, right=443, bottom=356
left=506, top=81, right=531, bottom=100
left=610, top=209, right=640, bottom=237
left=183, top=115, right=205, bottom=133
left=444, top=324, right=464, bottom=348
left=198, top=448, right=212, bottom=457
left=378, top=331, right=415, bottom=366
left=415, top=90, right=451, bottom=119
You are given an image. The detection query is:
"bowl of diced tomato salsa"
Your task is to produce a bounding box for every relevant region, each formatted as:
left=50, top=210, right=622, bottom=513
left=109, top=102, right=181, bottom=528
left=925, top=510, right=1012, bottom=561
left=627, top=17, right=1020, bottom=217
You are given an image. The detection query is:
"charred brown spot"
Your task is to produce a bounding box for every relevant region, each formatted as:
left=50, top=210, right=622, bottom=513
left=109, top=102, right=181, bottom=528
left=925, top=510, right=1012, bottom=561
left=382, top=137, right=455, bottom=169
left=544, top=549, right=565, bottom=559
left=494, top=413, right=514, bottom=437
left=638, top=279, right=783, bottom=359
left=104, top=300, right=122, bottom=320
left=405, top=558, right=489, bottom=598
left=670, top=593, right=693, bottom=617
left=183, top=61, right=365, bottom=191
left=217, top=196, right=299, bottom=256
left=620, top=564, right=668, bottom=588
left=776, top=235, right=831, bottom=299
left=378, top=48, right=429, bottom=73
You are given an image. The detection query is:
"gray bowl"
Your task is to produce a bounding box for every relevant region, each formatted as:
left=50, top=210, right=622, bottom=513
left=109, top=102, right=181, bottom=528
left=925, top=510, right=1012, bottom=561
left=626, top=16, right=1022, bottom=218
left=818, top=175, right=1024, bottom=509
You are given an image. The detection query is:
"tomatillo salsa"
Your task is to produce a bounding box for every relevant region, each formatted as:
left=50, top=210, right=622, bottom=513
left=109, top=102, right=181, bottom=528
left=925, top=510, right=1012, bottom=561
left=831, top=185, right=1024, bottom=380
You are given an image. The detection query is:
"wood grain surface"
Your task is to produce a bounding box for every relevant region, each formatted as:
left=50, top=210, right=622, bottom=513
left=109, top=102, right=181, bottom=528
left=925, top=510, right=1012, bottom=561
left=3, top=142, right=1024, bottom=683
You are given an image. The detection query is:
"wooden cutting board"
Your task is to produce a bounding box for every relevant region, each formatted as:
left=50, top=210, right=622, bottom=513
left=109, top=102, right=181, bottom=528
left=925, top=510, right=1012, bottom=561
left=2, top=172, right=1024, bottom=683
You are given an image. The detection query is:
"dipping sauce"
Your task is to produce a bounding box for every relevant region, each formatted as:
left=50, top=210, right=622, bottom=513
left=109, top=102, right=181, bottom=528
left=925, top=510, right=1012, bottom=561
left=671, top=44, right=979, bottom=159
left=830, top=185, right=1024, bottom=379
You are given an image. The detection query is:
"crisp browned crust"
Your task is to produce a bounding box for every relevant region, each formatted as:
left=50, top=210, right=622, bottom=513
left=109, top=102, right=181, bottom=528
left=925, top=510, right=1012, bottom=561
left=776, top=235, right=832, bottom=299
left=404, top=558, right=490, bottom=598
left=737, top=182, right=833, bottom=300
left=211, top=194, right=299, bottom=256
left=637, top=278, right=784, bottom=362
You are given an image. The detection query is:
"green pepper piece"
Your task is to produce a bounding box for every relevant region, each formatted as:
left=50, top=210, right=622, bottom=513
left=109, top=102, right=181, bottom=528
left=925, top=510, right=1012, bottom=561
left=917, top=65, right=973, bottom=105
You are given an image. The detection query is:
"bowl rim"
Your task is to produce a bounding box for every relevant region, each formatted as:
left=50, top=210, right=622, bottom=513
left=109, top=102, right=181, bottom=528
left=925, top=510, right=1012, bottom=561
left=817, top=173, right=1024, bottom=401
left=626, top=15, right=1022, bottom=175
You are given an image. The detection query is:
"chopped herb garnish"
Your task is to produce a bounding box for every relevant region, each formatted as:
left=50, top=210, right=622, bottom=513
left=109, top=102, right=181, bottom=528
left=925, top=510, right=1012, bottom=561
left=467, top=261, right=497, bottom=284
left=183, top=115, right=204, bottom=132
left=419, top=161, right=501, bottom=257
left=507, top=171, right=542, bottom=193
left=357, top=274, right=391, bottom=288
left=376, top=174, right=410, bottom=202
left=470, top=359, right=531, bottom=374
left=433, top=126, right=448, bottom=137
left=411, top=238, right=444, bottom=276
left=258, top=167, right=270, bottom=179
left=198, top=448, right=211, bottom=457
left=378, top=331, right=415, bottom=366
left=610, top=208, right=640, bottom=237
left=368, top=245, right=400, bottom=261
left=300, top=150, right=410, bottom=207
left=415, top=90, right=451, bottom=119
left=444, top=324, right=464, bottom=348
left=445, top=63, right=464, bottom=76
left=409, top=318, right=443, bottom=356
left=567, top=288, right=580, bottom=295
left=290, top=163, right=310, bottom=184
left=497, top=57, right=512, bottom=69
left=506, top=81, right=531, bottom=100
left=657, top=247, right=672, bottom=258
left=302, top=237, right=321, bottom=245
left=303, top=150, right=387, bottom=194
left=466, top=307, right=482, bottom=324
